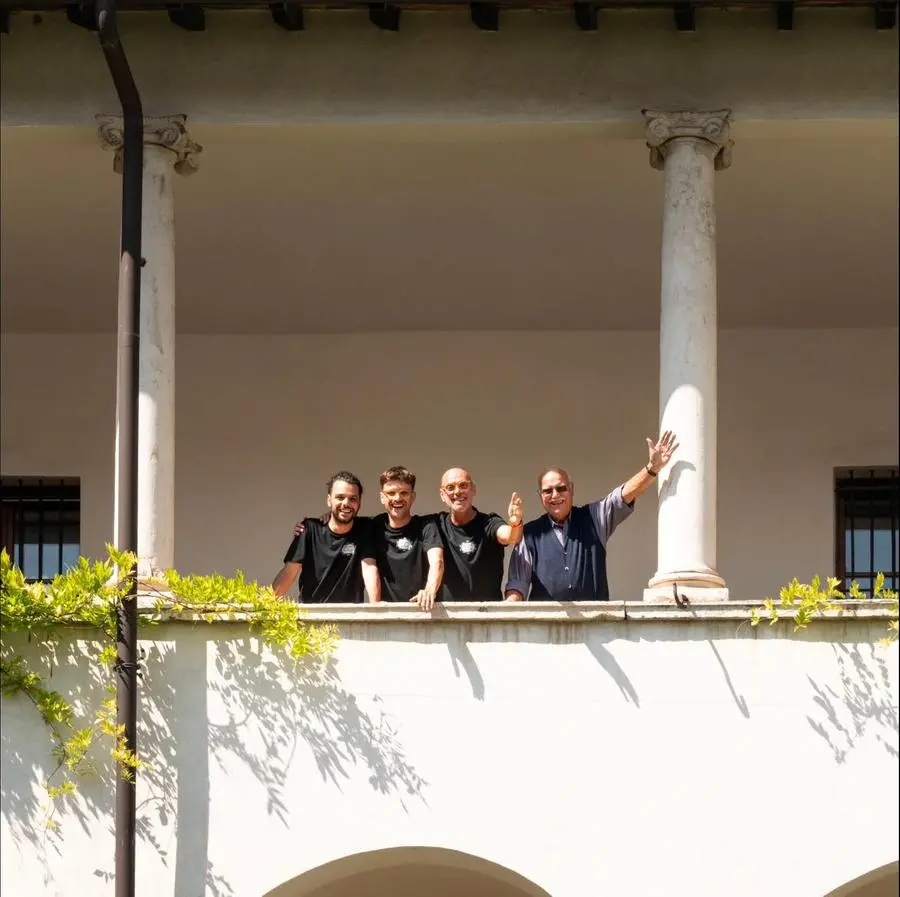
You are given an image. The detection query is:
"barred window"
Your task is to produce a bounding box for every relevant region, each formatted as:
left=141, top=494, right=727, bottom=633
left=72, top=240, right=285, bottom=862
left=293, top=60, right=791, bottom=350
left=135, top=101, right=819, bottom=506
left=0, top=477, right=81, bottom=583
left=835, top=467, right=899, bottom=595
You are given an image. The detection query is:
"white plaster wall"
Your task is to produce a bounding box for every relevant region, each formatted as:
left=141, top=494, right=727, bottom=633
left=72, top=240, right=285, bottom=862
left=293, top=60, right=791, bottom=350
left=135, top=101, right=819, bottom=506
left=0, top=616, right=897, bottom=897
left=1, top=329, right=897, bottom=599
left=0, top=9, right=897, bottom=126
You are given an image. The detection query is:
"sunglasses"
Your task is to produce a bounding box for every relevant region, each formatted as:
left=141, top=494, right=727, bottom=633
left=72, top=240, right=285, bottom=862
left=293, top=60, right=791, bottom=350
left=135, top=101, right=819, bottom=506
left=540, top=484, right=570, bottom=496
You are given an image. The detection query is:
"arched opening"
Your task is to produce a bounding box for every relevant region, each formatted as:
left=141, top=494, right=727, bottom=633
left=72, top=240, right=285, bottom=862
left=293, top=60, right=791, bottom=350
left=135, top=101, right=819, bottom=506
left=263, top=847, right=553, bottom=897
left=824, top=861, right=899, bottom=897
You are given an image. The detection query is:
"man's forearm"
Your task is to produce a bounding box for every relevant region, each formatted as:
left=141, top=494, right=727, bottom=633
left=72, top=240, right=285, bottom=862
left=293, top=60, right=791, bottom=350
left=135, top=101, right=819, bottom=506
left=425, top=551, right=444, bottom=596
left=362, top=560, right=381, bottom=603
left=622, top=464, right=658, bottom=505
left=272, top=563, right=300, bottom=598
left=497, top=522, right=524, bottom=547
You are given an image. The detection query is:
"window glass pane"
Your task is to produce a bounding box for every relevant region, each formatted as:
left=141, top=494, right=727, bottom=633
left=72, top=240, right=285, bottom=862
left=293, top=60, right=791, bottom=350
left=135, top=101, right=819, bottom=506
left=873, top=528, right=893, bottom=576
left=850, top=529, right=871, bottom=573
left=22, top=543, right=39, bottom=580
left=62, top=543, right=80, bottom=572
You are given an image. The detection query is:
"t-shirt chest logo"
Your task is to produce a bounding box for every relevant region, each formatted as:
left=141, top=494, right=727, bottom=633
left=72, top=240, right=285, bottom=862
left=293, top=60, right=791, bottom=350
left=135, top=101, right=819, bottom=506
left=394, top=537, right=414, bottom=552
left=340, top=543, right=357, bottom=557
left=458, top=539, right=477, bottom=556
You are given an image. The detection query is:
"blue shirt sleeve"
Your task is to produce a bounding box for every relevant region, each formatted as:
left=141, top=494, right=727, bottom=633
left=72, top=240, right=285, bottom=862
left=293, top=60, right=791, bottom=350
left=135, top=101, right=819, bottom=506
left=588, top=485, right=635, bottom=548
left=504, top=538, right=533, bottom=599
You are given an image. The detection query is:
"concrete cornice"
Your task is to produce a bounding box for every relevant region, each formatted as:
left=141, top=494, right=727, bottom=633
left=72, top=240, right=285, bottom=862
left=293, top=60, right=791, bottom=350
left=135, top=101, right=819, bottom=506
left=137, top=598, right=897, bottom=625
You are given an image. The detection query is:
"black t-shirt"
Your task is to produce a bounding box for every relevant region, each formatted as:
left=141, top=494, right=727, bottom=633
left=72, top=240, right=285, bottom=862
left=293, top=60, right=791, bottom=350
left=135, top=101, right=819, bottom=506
left=434, top=509, right=506, bottom=601
left=369, top=513, right=442, bottom=603
left=282, top=517, right=372, bottom=603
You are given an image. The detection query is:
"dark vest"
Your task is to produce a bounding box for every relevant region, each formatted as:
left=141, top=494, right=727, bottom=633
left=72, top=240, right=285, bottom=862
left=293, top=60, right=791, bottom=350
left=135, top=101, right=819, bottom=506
left=523, top=505, right=610, bottom=601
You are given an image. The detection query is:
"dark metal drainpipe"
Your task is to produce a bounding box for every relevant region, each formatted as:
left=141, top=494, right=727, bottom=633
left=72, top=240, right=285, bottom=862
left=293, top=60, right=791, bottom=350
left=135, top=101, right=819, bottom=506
left=96, top=2, right=142, bottom=896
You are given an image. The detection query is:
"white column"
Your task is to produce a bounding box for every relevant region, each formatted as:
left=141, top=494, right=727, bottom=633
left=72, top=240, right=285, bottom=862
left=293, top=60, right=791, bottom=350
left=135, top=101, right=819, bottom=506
left=642, top=110, right=732, bottom=602
left=97, top=115, right=202, bottom=579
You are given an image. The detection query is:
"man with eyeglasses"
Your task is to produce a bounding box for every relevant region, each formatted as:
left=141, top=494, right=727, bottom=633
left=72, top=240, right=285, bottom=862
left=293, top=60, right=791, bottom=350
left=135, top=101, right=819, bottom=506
left=504, top=431, right=679, bottom=602
left=436, top=467, right=524, bottom=601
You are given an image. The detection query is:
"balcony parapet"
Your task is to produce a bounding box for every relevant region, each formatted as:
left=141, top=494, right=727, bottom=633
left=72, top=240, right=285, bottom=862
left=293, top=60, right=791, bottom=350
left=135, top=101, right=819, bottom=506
left=135, top=597, right=897, bottom=626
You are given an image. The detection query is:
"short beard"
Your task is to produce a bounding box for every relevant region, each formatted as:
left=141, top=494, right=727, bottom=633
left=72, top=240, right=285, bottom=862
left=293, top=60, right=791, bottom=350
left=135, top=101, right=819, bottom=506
left=331, top=508, right=355, bottom=524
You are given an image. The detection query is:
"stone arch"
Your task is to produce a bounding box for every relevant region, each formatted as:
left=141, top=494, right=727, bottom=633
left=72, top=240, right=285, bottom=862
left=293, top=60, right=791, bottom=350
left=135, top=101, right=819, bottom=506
left=262, top=846, right=553, bottom=897
left=823, top=861, right=899, bottom=897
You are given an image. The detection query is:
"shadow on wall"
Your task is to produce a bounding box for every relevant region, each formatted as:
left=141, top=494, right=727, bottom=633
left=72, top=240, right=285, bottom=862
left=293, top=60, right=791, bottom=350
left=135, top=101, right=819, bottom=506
left=262, top=846, right=553, bottom=897
left=162, top=632, right=429, bottom=897
left=807, top=642, right=899, bottom=765
left=0, top=633, right=115, bottom=883
left=3, top=619, right=897, bottom=897
left=0, top=629, right=428, bottom=897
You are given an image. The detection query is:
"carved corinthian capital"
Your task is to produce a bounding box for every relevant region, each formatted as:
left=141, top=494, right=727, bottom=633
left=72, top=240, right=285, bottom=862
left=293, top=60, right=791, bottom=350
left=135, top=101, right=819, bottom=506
left=642, top=109, right=733, bottom=172
left=96, top=114, right=203, bottom=176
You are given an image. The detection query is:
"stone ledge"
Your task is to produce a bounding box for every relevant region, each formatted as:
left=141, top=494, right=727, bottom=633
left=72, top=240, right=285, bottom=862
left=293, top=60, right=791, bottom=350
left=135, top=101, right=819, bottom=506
left=138, top=598, right=897, bottom=625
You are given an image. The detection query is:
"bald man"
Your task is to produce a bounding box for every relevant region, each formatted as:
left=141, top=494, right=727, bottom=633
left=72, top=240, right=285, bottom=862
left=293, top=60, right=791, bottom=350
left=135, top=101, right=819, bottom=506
left=435, top=468, right=523, bottom=602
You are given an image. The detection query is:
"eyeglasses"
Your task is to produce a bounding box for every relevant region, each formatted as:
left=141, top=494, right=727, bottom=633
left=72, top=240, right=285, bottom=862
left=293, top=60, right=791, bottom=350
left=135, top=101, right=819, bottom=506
left=442, top=482, right=471, bottom=493
left=540, top=484, right=570, bottom=496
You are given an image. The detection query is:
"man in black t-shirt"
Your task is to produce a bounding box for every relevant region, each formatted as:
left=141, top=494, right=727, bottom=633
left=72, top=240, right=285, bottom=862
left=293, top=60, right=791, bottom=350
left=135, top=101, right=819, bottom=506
left=369, top=465, right=444, bottom=610
left=272, top=471, right=379, bottom=604
left=435, top=467, right=524, bottom=601
left=292, top=466, right=445, bottom=610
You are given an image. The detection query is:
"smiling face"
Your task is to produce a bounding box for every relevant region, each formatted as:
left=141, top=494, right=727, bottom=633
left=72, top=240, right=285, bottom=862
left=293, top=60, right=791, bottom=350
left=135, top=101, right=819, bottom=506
left=327, top=479, right=361, bottom=525
left=539, top=468, right=574, bottom=523
left=380, top=479, right=415, bottom=525
left=440, top=468, right=475, bottom=516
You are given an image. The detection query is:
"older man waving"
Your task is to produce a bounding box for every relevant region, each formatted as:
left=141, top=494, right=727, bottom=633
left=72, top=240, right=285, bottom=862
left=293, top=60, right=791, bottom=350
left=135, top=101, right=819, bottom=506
left=504, top=432, right=679, bottom=603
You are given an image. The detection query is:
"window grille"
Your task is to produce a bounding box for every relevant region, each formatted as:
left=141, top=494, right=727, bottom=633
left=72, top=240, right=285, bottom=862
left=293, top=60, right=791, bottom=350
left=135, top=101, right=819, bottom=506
left=0, top=477, right=81, bottom=583
left=835, top=467, right=899, bottom=595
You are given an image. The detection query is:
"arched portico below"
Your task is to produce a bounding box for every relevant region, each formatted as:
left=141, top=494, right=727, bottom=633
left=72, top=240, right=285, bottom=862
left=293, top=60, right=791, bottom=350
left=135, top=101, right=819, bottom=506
left=823, top=861, right=900, bottom=897
left=262, top=847, right=553, bottom=897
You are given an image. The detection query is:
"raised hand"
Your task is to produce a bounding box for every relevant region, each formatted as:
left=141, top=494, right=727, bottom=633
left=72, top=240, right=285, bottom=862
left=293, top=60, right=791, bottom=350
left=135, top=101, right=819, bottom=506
left=507, top=492, right=524, bottom=527
left=646, top=430, right=679, bottom=473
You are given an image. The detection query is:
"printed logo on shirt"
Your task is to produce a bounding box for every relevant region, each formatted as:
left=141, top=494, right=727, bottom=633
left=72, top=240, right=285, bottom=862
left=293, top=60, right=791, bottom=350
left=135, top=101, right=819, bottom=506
left=459, top=539, right=477, bottom=556
left=395, top=537, right=414, bottom=552
left=340, top=543, right=357, bottom=557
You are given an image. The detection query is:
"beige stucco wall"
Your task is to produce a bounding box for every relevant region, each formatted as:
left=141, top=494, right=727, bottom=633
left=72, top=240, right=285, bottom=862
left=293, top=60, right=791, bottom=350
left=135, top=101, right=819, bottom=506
left=1, top=328, right=897, bottom=598
left=1, top=610, right=897, bottom=897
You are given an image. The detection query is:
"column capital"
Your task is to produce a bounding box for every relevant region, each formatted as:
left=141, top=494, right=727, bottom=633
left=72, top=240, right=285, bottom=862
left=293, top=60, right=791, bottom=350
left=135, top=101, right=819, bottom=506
left=96, top=113, right=202, bottom=176
left=642, top=109, right=733, bottom=172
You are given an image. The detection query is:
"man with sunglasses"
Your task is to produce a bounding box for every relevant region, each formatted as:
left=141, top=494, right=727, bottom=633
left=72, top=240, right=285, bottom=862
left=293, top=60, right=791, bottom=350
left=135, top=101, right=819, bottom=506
left=504, top=431, right=679, bottom=602
left=436, top=467, right=524, bottom=601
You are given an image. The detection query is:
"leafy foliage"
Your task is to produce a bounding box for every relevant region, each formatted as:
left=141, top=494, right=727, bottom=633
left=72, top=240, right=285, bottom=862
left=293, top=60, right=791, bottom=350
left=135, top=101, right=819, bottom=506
left=156, top=569, right=335, bottom=659
left=749, top=572, right=899, bottom=645
left=0, top=546, right=335, bottom=824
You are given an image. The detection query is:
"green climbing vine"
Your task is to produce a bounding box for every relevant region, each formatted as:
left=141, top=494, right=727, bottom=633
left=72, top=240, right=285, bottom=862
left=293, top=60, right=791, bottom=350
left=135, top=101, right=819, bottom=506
left=749, top=572, right=899, bottom=646
left=0, top=546, right=335, bottom=826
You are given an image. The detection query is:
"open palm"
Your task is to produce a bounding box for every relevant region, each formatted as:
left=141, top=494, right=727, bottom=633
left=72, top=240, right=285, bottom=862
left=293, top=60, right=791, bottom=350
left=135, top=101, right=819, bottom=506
left=646, top=430, right=679, bottom=472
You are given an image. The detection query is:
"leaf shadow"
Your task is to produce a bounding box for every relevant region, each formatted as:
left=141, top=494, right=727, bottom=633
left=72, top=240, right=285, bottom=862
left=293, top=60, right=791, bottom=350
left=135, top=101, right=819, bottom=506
left=806, top=641, right=899, bottom=764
